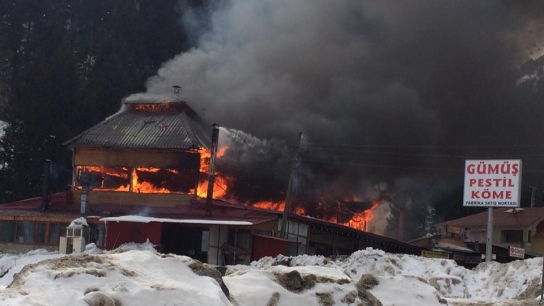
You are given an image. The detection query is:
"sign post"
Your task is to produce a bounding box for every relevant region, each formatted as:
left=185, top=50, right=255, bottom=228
left=485, top=207, right=493, bottom=263
left=463, top=160, right=522, bottom=263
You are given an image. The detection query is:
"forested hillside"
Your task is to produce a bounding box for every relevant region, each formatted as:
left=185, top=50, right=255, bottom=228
left=0, top=0, right=199, bottom=202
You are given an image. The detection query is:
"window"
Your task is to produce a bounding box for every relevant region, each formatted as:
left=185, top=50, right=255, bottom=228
left=501, top=230, right=523, bottom=243
left=2, top=221, right=76, bottom=245
left=76, top=165, right=199, bottom=194
left=228, top=229, right=250, bottom=250
left=278, top=220, right=308, bottom=255
left=0, top=221, right=15, bottom=242
left=36, top=222, right=46, bottom=243
left=49, top=223, right=60, bottom=244
left=132, top=167, right=197, bottom=194
left=16, top=221, right=35, bottom=243
left=76, top=166, right=130, bottom=191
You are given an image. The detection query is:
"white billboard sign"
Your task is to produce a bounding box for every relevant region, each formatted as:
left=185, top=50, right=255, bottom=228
left=463, top=160, right=522, bottom=207
left=508, top=246, right=525, bottom=259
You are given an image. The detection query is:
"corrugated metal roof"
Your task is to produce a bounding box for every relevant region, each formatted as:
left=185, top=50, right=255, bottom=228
left=437, top=207, right=544, bottom=228
left=64, top=102, right=211, bottom=150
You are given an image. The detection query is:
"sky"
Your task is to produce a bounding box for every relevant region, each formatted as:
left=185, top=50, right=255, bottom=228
left=126, top=1, right=544, bottom=193
left=0, top=243, right=542, bottom=306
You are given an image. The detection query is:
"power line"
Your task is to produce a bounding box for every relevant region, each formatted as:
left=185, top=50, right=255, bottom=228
left=306, top=147, right=544, bottom=159
left=299, top=158, right=544, bottom=173
left=307, top=142, right=544, bottom=149
left=299, top=158, right=463, bottom=172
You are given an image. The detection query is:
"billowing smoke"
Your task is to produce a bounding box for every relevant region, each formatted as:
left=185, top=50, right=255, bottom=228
left=215, top=127, right=291, bottom=203
left=125, top=0, right=544, bottom=239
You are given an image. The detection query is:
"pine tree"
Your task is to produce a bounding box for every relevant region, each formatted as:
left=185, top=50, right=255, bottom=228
left=0, top=0, right=191, bottom=202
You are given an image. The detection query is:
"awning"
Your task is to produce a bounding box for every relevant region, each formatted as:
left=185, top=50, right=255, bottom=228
left=100, top=215, right=253, bottom=225
left=434, top=241, right=477, bottom=253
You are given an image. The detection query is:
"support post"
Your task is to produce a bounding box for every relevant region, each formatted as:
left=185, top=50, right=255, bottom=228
left=486, top=207, right=493, bottom=263
left=280, top=132, right=303, bottom=239
left=80, top=187, right=88, bottom=214
left=206, top=124, right=220, bottom=217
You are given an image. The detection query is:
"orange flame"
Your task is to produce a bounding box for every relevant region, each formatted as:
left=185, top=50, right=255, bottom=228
left=253, top=199, right=380, bottom=232
left=253, top=201, right=285, bottom=211
left=76, top=166, right=130, bottom=191
left=127, top=103, right=181, bottom=112
left=340, top=202, right=380, bottom=231
left=196, top=175, right=230, bottom=198
left=194, top=146, right=232, bottom=199
left=131, top=167, right=180, bottom=194
left=252, top=201, right=306, bottom=216
left=217, top=146, right=229, bottom=158
left=294, top=206, right=306, bottom=215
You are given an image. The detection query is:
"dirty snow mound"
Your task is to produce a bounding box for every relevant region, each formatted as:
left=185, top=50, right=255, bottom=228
left=0, top=250, right=232, bottom=306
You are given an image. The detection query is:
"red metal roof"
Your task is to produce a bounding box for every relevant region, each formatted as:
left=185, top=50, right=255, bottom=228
left=0, top=192, right=77, bottom=211
left=437, top=207, right=544, bottom=228
left=0, top=209, right=102, bottom=222
left=0, top=191, right=278, bottom=225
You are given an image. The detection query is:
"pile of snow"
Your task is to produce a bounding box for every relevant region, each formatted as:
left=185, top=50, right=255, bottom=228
left=0, top=249, right=62, bottom=289
left=0, top=248, right=230, bottom=306
left=0, top=245, right=543, bottom=305
left=243, top=248, right=543, bottom=305
left=69, top=217, right=89, bottom=228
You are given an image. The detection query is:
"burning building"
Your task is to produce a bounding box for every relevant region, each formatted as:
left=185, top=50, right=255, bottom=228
left=0, top=100, right=421, bottom=263
left=65, top=101, right=211, bottom=205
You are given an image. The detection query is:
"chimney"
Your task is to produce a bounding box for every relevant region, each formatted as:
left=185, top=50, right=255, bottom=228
left=206, top=124, right=220, bottom=217
left=173, top=85, right=181, bottom=94
left=41, top=160, right=51, bottom=210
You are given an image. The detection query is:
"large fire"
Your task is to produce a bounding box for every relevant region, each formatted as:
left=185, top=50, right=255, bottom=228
left=337, top=202, right=380, bottom=231
left=252, top=199, right=379, bottom=231
left=76, top=145, right=379, bottom=232
left=76, top=166, right=130, bottom=191
left=193, top=147, right=231, bottom=199
left=126, top=102, right=185, bottom=112
left=132, top=167, right=178, bottom=193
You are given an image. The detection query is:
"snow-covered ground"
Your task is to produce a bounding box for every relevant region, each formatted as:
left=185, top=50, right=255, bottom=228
left=0, top=243, right=542, bottom=306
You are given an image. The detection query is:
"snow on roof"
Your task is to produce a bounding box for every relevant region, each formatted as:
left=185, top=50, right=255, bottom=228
left=69, top=217, right=89, bottom=228
left=434, top=241, right=476, bottom=253
left=100, top=215, right=253, bottom=225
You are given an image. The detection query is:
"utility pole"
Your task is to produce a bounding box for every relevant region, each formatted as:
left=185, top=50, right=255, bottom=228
left=280, top=132, right=303, bottom=239
left=530, top=186, right=537, bottom=208
left=206, top=124, right=220, bottom=217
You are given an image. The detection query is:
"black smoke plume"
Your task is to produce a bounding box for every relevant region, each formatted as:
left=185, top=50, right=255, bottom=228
left=126, top=1, right=544, bottom=239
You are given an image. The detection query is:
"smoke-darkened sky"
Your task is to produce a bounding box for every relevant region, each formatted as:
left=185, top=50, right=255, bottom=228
left=127, top=1, right=544, bottom=212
